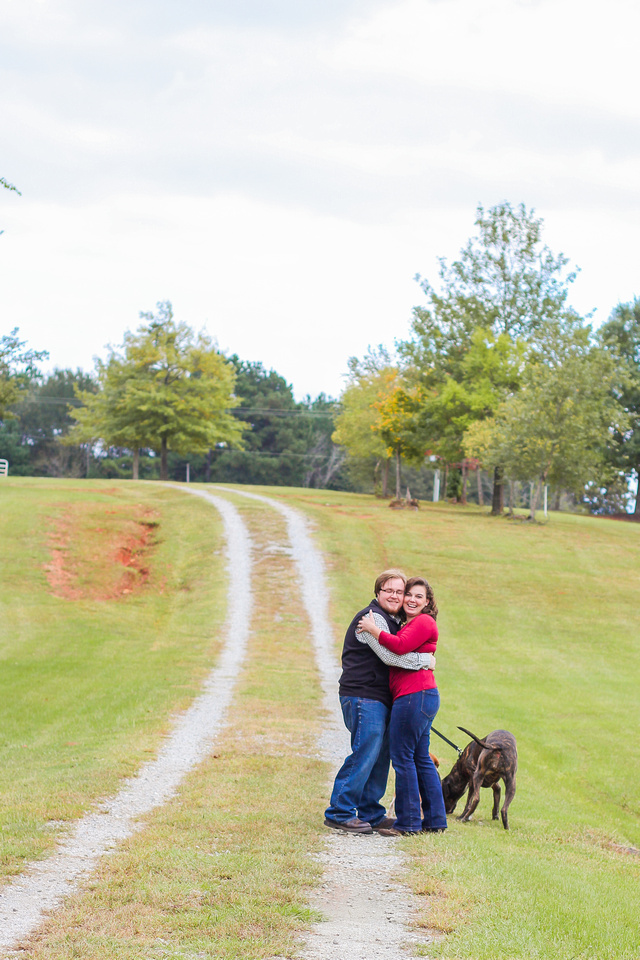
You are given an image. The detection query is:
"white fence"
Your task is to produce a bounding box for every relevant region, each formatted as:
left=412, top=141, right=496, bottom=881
left=0, top=460, right=8, bottom=477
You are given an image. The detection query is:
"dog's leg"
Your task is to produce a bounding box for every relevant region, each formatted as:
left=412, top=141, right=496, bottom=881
left=491, top=783, right=501, bottom=821
left=458, top=768, right=483, bottom=822
left=456, top=786, right=473, bottom=822
left=500, top=774, right=516, bottom=830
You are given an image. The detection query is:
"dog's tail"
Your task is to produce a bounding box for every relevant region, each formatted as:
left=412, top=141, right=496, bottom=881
left=457, top=726, right=497, bottom=751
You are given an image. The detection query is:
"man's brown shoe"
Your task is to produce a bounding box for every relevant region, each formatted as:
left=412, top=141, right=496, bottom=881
left=324, top=817, right=373, bottom=834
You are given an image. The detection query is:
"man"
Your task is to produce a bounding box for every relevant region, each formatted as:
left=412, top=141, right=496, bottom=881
left=324, top=569, right=435, bottom=834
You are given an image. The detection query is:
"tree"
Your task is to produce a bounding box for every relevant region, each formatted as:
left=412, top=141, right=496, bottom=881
left=372, top=369, right=426, bottom=500
left=598, top=298, right=640, bottom=517
left=401, top=202, right=578, bottom=514
left=68, top=353, right=158, bottom=479
left=409, top=202, right=576, bottom=354
left=205, top=360, right=343, bottom=488
left=410, top=327, right=524, bottom=498
left=332, top=348, right=395, bottom=495
left=19, top=368, right=96, bottom=439
left=68, top=302, right=245, bottom=480
left=205, top=358, right=305, bottom=485
left=300, top=394, right=347, bottom=490
left=464, top=318, right=623, bottom=519
left=1, top=177, right=21, bottom=237
left=6, top=369, right=98, bottom=477
left=0, top=329, right=48, bottom=419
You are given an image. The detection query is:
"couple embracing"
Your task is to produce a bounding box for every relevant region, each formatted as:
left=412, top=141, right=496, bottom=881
left=324, top=569, right=447, bottom=837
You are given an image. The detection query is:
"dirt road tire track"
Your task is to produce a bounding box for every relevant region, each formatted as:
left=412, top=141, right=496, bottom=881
left=0, top=485, right=433, bottom=959
left=0, top=491, right=251, bottom=956
left=215, top=487, right=432, bottom=960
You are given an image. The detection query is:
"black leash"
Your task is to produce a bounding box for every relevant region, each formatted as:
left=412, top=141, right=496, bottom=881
left=431, top=726, right=463, bottom=757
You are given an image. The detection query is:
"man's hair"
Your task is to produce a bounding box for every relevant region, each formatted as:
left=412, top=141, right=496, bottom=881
left=405, top=575, right=438, bottom=621
left=374, top=568, right=407, bottom=596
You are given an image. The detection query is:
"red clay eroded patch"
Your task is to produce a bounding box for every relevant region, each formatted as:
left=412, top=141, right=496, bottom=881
left=44, top=503, right=159, bottom=601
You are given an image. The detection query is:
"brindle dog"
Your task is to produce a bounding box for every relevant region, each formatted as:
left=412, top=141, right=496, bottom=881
left=441, top=727, right=517, bottom=830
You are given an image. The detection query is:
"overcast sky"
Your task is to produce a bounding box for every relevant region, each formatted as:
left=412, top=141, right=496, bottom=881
left=1, top=0, right=639, bottom=399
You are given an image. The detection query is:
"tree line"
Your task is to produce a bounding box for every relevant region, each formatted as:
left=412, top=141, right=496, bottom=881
left=334, top=203, right=640, bottom=519
left=1, top=202, right=639, bottom=515
left=0, top=305, right=348, bottom=488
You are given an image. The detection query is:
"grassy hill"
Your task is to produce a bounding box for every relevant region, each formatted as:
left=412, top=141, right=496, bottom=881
left=0, top=477, right=227, bottom=876
left=1, top=479, right=328, bottom=960
left=1, top=478, right=639, bottom=959
left=261, top=486, right=640, bottom=958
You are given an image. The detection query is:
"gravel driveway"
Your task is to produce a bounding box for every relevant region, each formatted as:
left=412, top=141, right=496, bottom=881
left=0, top=486, right=434, bottom=959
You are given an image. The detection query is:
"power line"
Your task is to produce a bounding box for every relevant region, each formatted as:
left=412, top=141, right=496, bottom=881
left=13, top=397, right=340, bottom=416
left=207, top=449, right=337, bottom=460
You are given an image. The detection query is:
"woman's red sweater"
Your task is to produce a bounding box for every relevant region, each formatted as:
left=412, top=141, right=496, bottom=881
left=378, top=613, right=438, bottom=701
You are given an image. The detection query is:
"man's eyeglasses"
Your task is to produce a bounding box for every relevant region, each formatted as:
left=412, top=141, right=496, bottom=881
left=379, top=588, right=404, bottom=597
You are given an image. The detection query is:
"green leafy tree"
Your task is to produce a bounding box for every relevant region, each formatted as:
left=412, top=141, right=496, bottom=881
left=20, top=368, right=96, bottom=441
left=0, top=420, right=30, bottom=473
left=67, top=353, right=151, bottom=479
left=598, top=298, right=640, bottom=516
left=402, top=202, right=578, bottom=513
left=69, top=302, right=245, bottom=480
left=464, top=318, right=623, bottom=520
left=373, top=368, right=426, bottom=500
left=1, top=176, right=21, bottom=238
left=198, top=361, right=346, bottom=489
left=7, top=369, right=97, bottom=477
left=332, top=348, right=394, bottom=494
left=207, top=358, right=314, bottom=486
left=414, top=327, right=524, bottom=469
left=0, top=329, right=48, bottom=420
left=300, top=393, right=347, bottom=490
left=409, top=202, right=576, bottom=358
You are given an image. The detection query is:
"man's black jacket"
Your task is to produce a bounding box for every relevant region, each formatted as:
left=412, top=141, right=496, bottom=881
left=338, top=598, right=401, bottom=708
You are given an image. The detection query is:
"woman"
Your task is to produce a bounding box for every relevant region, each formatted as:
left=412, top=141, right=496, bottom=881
left=358, top=576, right=447, bottom=835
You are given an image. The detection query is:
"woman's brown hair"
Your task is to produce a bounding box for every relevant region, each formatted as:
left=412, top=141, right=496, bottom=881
left=405, top=576, right=438, bottom=621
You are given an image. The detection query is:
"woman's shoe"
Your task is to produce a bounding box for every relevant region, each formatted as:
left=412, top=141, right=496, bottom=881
left=371, top=816, right=397, bottom=832
left=377, top=827, right=420, bottom=836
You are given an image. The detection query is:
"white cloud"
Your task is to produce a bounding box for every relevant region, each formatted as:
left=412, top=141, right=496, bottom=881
left=1, top=0, right=639, bottom=399
left=0, top=193, right=434, bottom=398
left=330, top=0, right=640, bottom=118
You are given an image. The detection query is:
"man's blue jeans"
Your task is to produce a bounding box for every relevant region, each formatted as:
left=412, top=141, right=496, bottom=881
left=389, top=688, right=447, bottom=833
left=325, top=696, right=391, bottom=825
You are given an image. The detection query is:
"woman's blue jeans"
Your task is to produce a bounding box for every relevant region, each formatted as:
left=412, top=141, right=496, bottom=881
left=389, top=688, right=447, bottom=833
left=325, top=696, right=391, bottom=825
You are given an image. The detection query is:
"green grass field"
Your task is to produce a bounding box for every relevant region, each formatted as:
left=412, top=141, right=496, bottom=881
left=260, top=486, right=640, bottom=959
left=23, top=492, right=328, bottom=960
left=2, top=478, right=639, bottom=959
left=0, top=477, right=227, bottom=875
